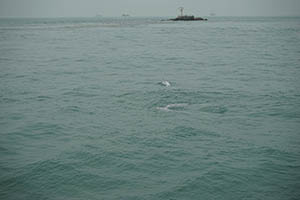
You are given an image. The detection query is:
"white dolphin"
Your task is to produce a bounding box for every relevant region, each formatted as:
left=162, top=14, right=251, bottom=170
left=161, top=81, right=171, bottom=87
left=156, top=103, right=188, bottom=112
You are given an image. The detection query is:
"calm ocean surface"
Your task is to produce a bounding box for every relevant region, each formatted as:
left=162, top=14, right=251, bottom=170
left=0, top=16, right=300, bottom=199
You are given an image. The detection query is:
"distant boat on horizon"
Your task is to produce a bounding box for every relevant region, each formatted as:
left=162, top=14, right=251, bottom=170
left=122, top=14, right=130, bottom=17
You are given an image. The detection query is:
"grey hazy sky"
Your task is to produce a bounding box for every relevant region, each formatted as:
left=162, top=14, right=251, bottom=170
left=0, top=0, right=300, bottom=17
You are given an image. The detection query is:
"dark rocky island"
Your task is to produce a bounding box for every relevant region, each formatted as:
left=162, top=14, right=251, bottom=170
left=168, top=7, right=207, bottom=21
left=169, top=7, right=207, bottom=21
left=170, top=15, right=207, bottom=21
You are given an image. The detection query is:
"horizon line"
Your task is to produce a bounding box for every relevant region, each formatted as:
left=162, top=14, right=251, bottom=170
left=1, top=15, right=300, bottom=19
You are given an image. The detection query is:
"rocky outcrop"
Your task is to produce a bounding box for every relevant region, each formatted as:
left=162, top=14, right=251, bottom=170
left=170, top=15, right=207, bottom=21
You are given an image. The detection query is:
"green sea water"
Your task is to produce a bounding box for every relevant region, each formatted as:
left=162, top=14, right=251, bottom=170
left=0, top=17, right=300, bottom=199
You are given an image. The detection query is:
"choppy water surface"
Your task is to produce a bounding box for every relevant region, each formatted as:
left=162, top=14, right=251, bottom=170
left=0, top=17, right=300, bottom=200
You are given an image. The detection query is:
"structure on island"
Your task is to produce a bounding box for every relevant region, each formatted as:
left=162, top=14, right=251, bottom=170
left=169, top=7, right=207, bottom=21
